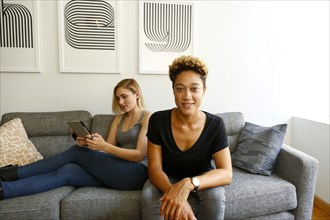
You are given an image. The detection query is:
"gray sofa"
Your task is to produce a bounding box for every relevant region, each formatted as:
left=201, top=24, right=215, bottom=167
left=0, top=110, right=319, bottom=220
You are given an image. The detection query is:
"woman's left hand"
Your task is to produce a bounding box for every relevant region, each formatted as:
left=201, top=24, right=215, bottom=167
left=85, top=133, right=106, bottom=151
left=159, top=178, right=194, bottom=220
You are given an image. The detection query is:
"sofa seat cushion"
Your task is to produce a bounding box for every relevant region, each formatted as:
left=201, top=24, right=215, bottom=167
left=244, top=211, right=294, bottom=220
left=0, top=186, right=74, bottom=220
left=224, top=167, right=297, bottom=219
left=61, top=187, right=142, bottom=220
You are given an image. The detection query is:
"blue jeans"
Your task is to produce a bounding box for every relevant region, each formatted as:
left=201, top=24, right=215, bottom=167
left=2, top=146, right=148, bottom=199
left=141, top=178, right=226, bottom=220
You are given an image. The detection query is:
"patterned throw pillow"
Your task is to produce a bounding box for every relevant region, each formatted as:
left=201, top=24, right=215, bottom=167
left=231, top=122, right=287, bottom=176
left=0, top=118, right=43, bottom=167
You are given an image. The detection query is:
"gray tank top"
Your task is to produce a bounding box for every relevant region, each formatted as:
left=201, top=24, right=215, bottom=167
left=116, top=111, right=148, bottom=167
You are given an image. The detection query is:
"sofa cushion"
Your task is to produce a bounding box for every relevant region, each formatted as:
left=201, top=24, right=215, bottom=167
left=244, top=212, right=294, bottom=220
left=0, top=111, right=92, bottom=136
left=0, top=111, right=92, bottom=158
left=0, top=118, right=43, bottom=167
left=91, top=114, right=116, bottom=139
left=0, top=186, right=74, bottom=220
left=61, top=187, right=142, bottom=220
left=224, top=168, right=297, bottom=219
left=231, top=122, right=287, bottom=175
left=216, top=112, right=245, bottom=153
left=29, top=136, right=76, bottom=158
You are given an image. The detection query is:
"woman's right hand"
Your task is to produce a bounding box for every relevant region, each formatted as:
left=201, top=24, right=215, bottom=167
left=159, top=178, right=196, bottom=220
left=75, top=136, right=87, bottom=147
left=179, top=202, right=196, bottom=220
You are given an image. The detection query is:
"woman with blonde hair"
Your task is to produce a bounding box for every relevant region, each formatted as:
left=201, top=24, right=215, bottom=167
left=0, top=78, right=151, bottom=200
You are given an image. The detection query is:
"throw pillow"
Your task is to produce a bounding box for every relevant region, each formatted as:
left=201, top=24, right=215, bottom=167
left=0, top=118, right=43, bottom=167
left=231, top=122, right=287, bottom=176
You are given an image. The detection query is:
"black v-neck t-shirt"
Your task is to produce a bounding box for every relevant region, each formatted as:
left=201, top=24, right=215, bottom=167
left=147, top=109, right=228, bottom=179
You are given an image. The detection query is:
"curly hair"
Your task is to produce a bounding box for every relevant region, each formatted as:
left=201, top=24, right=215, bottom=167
left=112, top=78, right=146, bottom=114
left=168, top=55, right=208, bottom=88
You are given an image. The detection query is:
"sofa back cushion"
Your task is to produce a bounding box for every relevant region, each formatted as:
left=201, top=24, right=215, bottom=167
left=0, top=111, right=244, bottom=157
left=0, top=110, right=92, bottom=158
left=91, top=112, right=244, bottom=153
left=91, top=114, right=116, bottom=139
left=216, top=112, right=245, bottom=153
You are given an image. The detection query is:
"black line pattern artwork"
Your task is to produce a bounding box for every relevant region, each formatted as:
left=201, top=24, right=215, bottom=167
left=0, top=0, right=33, bottom=48
left=143, top=2, right=192, bottom=52
left=64, top=0, right=115, bottom=50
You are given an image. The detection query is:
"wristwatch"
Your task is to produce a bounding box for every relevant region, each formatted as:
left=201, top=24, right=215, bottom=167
left=190, top=177, right=200, bottom=192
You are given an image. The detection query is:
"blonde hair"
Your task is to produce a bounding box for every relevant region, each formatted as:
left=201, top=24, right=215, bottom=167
left=112, top=78, right=146, bottom=114
left=168, top=55, right=208, bottom=88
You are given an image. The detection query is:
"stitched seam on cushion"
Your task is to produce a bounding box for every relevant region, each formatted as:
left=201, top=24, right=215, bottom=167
left=233, top=187, right=297, bottom=208
left=1, top=207, right=56, bottom=214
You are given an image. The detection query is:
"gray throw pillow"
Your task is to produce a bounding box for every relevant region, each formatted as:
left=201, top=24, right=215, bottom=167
left=231, top=122, right=287, bottom=176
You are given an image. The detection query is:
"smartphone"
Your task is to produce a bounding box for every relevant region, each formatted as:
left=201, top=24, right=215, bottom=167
left=67, top=121, right=92, bottom=140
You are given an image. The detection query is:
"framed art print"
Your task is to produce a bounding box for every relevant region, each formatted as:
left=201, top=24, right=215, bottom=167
left=58, top=0, right=121, bottom=73
left=0, top=0, right=41, bottom=72
left=139, top=0, right=196, bottom=74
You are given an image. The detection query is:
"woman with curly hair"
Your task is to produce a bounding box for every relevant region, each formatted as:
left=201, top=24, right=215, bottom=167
left=141, top=55, right=233, bottom=220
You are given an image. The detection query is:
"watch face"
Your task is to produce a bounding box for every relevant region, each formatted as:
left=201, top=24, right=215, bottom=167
left=193, top=177, right=200, bottom=187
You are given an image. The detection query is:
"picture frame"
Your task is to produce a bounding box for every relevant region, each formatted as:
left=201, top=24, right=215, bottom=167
left=58, top=0, right=121, bottom=73
left=139, top=0, right=197, bottom=74
left=0, top=0, right=41, bottom=73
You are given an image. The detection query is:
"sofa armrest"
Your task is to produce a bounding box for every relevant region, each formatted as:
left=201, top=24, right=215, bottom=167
left=274, top=144, right=319, bottom=220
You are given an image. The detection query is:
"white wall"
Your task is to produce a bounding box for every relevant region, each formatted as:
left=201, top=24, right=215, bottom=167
left=1, top=0, right=329, bottom=199
left=292, top=117, right=330, bottom=203
left=1, top=0, right=329, bottom=123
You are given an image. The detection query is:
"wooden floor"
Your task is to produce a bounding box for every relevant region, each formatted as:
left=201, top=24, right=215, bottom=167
left=312, top=204, right=330, bottom=220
